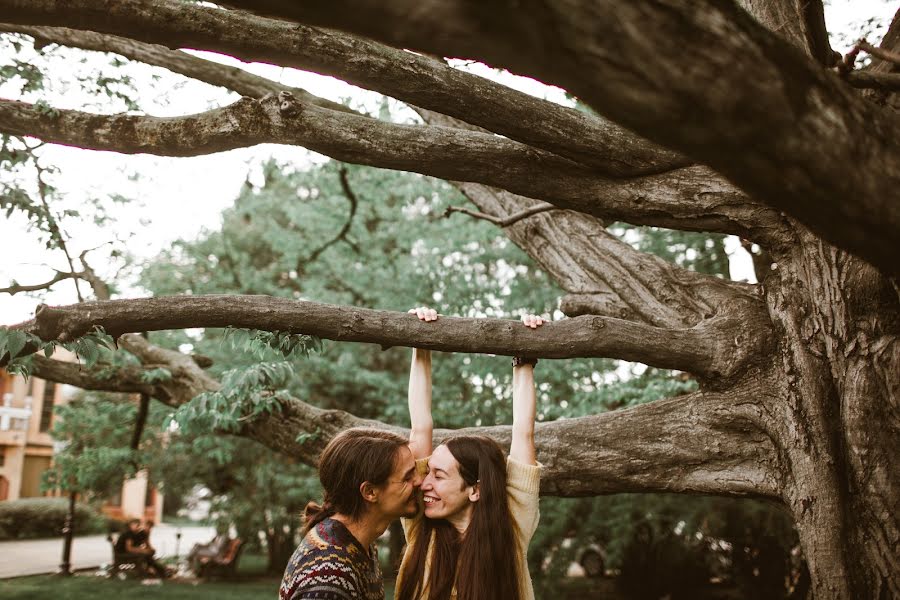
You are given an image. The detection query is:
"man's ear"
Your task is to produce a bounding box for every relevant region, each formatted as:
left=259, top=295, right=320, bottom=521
left=360, top=481, right=379, bottom=504
left=468, top=482, right=480, bottom=503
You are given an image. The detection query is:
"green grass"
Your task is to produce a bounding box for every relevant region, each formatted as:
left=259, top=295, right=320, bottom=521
left=0, top=554, right=398, bottom=600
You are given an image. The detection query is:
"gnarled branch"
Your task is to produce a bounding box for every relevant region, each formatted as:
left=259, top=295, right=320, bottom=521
left=0, top=0, right=686, bottom=176
left=224, top=0, right=900, bottom=276
left=11, top=295, right=769, bottom=380
left=29, top=337, right=781, bottom=499
left=0, top=96, right=788, bottom=244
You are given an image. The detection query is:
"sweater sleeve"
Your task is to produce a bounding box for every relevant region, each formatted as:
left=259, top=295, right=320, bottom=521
left=506, top=457, right=542, bottom=542
left=401, top=457, right=431, bottom=544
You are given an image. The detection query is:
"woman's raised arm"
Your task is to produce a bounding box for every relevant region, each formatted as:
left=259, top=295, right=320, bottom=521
left=407, top=307, right=437, bottom=459
left=509, top=313, right=544, bottom=466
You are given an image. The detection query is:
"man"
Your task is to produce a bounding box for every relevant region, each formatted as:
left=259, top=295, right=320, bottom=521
left=280, top=428, right=423, bottom=600
left=115, top=519, right=167, bottom=578
left=114, top=519, right=144, bottom=556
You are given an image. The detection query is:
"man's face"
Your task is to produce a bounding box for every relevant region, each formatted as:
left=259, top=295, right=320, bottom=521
left=128, top=521, right=141, bottom=532
left=421, top=444, right=476, bottom=522
left=376, top=445, right=422, bottom=519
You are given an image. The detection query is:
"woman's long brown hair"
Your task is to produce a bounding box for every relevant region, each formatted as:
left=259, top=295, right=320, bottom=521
left=397, top=435, right=522, bottom=600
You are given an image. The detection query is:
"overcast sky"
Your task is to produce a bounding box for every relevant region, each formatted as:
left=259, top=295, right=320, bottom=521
left=0, top=1, right=895, bottom=326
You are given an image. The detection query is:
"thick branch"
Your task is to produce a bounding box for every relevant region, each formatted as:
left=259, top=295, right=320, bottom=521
left=29, top=340, right=780, bottom=499
left=0, top=0, right=687, bottom=176
left=0, top=23, right=356, bottom=115
left=0, top=96, right=789, bottom=243
left=11, top=295, right=762, bottom=379
left=224, top=0, right=900, bottom=276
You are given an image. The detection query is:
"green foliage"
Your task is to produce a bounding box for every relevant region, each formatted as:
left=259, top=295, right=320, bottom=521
left=223, top=327, right=323, bottom=360
left=0, top=498, right=106, bottom=540
left=0, top=325, right=118, bottom=379
left=168, top=361, right=297, bottom=434
left=41, top=394, right=143, bottom=495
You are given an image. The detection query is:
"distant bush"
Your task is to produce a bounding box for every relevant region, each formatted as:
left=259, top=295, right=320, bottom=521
left=0, top=498, right=106, bottom=540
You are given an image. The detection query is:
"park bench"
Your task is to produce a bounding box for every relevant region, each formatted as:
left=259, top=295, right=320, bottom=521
left=197, top=538, right=244, bottom=579
left=106, top=532, right=151, bottom=579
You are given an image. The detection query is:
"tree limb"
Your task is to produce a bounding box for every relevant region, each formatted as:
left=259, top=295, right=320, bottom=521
left=0, top=0, right=687, bottom=177
left=416, top=110, right=769, bottom=330
left=28, top=338, right=781, bottom=499
left=0, top=96, right=788, bottom=243
left=9, top=295, right=769, bottom=380
left=222, top=0, right=900, bottom=276
left=0, top=23, right=356, bottom=115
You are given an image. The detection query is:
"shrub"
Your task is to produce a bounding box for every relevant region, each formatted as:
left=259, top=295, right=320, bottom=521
left=0, top=498, right=106, bottom=540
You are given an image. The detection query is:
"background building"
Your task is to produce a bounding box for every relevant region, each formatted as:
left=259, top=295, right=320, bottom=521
left=0, top=363, right=163, bottom=522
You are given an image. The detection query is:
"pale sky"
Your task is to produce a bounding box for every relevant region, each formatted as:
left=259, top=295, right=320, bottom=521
left=0, top=1, right=894, bottom=326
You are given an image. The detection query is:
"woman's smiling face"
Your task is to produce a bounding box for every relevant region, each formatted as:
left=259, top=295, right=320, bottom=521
left=421, top=444, right=478, bottom=527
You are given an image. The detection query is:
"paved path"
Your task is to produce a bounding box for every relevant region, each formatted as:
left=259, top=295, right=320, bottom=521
left=0, top=523, right=215, bottom=578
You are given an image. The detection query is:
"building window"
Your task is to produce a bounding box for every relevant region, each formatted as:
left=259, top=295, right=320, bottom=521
left=0, top=447, right=5, bottom=467
left=39, top=381, right=56, bottom=432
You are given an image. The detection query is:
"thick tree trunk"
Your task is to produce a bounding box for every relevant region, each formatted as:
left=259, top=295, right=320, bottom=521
left=765, top=237, right=900, bottom=599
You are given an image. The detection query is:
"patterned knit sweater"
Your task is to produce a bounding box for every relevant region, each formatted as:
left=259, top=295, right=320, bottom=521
left=397, top=457, right=542, bottom=600
left=280, top=517, right=383, bottom=600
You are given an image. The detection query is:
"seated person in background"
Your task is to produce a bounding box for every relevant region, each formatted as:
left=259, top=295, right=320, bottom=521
left=187, top=527, right=231, bottom=575
left=116, top=519, right=168, bottom=578
left=115, top=519, right=145, bottom=556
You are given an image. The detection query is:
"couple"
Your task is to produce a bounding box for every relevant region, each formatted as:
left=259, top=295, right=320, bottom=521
left=115, top=518, right=169, bottom=578
left=280, top=308, right=545, bottom=600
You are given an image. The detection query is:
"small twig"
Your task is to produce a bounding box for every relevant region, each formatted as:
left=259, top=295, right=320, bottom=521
left=34, top=162, right=83, bottom=302
left=857, top=40, right=900, bottom=68
left=443, top=202, right=557, bottom=227
left=0, top=270, right=83, bottom=296
left=305, top=165, right=360, bottom=264
left=844, top=71, right=900, bottom=91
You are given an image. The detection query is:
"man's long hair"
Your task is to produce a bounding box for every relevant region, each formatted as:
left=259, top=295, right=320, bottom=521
left=304, top=427, right=408, bottom=533
left=397, top=435, right=521, bottom=600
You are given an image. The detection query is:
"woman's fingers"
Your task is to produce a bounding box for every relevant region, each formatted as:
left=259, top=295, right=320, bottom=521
left=409, top=306, right=438, bottom=321
left=521, top=314, right=545, bottom=329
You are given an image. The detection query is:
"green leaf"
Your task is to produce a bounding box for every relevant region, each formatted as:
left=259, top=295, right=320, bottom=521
left=6, top=329, right=26, bottom=359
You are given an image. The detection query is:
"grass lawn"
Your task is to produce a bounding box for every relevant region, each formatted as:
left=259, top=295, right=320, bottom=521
left=0, top=553, right=398, bottom=600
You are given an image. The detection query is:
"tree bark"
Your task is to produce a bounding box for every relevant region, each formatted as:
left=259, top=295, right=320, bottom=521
left=224, top=0, right=900, bottom=276
left=2, top=2, right=899, bottom=597
left=9, top=295, right=773, bottom=380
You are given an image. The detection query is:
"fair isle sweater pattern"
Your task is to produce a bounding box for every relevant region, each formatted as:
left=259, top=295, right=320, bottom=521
left=280, top=517, right=384, bottom=600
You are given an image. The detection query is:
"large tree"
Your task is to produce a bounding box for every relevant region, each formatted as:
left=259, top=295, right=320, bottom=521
left=0, top=2, right=898, bottom=598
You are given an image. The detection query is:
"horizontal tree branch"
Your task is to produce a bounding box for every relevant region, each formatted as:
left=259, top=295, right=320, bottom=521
left=0, top=0, right=688, bottom=177
left=0, top=96, right=790, bottom=243
left=227, top=0, right=900, bottom=276
left=29, top=335, right=780, bottom=499
left=9, top=295, right=767, bottom=380
left=0, top=23, right=357, bottom=115
left=844, top=71, right=900, bottom=92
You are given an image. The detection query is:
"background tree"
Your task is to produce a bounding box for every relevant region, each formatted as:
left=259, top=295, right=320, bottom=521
left=0, top=2, right=898, bottom=598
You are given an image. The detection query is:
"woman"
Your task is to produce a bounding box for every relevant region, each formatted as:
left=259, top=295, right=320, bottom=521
left=397, top=307, right=544, bottom=600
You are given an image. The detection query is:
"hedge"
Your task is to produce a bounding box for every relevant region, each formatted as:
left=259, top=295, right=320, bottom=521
left=0, top=497, right=107, bottom=540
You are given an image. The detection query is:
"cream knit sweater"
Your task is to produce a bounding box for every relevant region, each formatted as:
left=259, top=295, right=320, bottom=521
left=397, top=457, right=542, bottom=600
